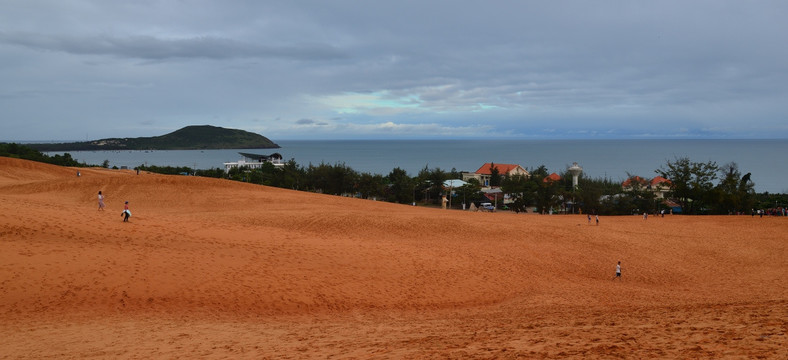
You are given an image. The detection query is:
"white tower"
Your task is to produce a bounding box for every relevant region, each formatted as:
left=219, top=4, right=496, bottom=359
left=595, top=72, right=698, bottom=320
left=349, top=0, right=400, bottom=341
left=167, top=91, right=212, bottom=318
left=568, top=162, right=583, bottom=190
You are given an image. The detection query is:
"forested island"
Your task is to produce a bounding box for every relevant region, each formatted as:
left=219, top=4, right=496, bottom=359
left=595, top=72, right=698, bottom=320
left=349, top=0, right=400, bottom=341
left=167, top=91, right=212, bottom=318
left=24, top=125, right=279, bottom=151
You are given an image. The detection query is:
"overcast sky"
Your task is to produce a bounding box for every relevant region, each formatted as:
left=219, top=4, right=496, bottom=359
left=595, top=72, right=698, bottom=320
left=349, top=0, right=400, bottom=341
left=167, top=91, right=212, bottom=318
left=2, top=1, right=787, bottom=141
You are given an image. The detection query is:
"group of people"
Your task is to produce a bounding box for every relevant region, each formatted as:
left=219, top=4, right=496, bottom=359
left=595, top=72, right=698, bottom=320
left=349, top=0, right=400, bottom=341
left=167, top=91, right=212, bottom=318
left=753, top=208, right=786, bottom=217
left=97, top=191, right=131, bottom=222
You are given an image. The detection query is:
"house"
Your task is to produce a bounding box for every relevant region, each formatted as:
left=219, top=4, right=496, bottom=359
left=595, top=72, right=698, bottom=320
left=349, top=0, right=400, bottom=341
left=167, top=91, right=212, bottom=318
left=649, top=176, right=672, bottom=199
left=622, top=175, right=672, bottom=199
left=224, top=152, right=284, bottom=172
left=622, top=175, right=649, bottom=189
left=543, top=172, right=562, bottom=183
left=462, top=163, right=529, bottom=188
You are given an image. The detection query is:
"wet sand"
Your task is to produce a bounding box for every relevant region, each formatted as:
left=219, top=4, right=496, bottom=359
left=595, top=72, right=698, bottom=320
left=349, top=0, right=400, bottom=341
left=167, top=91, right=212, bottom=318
left=1, top=157, right=785, bottom=358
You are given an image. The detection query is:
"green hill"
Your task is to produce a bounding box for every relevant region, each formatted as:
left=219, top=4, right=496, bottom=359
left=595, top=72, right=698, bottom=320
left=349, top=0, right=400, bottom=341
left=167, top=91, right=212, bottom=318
left=27, top=125, right=280, bottom=151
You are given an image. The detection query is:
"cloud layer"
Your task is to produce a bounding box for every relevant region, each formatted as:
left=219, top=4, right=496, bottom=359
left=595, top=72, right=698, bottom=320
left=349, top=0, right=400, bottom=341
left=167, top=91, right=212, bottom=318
left=1, top=1, right=787, bottom=140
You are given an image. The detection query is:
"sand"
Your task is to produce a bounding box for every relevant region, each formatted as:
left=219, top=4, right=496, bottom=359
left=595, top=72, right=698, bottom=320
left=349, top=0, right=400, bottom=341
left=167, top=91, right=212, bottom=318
left=0, top=156, right=785, bottom=359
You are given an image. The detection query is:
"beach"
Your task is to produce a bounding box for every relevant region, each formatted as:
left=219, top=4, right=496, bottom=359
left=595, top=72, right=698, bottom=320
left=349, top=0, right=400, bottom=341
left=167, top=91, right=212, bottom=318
left=1, top=156, right=786, bottom=358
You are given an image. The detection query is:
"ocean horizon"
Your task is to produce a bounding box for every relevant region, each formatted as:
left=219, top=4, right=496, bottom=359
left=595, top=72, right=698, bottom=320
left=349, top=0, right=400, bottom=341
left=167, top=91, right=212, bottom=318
left=37, top=139, right=788, bottom=193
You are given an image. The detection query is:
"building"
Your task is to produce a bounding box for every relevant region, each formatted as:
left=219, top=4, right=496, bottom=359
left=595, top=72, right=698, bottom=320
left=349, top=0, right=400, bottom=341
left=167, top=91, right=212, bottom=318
left=543, top=173, right=562, bottom=184
left=622, top=175, right=672, bottom=199
left=224, top=152, right=284, bottom=172
left=649, top=176, right=672, bottom=199
left=621, top=175, right=649, bottom=189
left=462, top=163, right=530, bottom=188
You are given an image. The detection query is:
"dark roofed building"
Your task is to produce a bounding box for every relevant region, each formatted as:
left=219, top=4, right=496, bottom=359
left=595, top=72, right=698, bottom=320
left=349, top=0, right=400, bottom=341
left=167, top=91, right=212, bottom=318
left=224, top=152, right=285, bottom=172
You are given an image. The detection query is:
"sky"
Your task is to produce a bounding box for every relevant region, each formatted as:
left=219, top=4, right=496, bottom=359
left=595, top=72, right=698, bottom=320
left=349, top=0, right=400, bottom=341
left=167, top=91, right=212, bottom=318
left=1, top=1, right=787, bottom=141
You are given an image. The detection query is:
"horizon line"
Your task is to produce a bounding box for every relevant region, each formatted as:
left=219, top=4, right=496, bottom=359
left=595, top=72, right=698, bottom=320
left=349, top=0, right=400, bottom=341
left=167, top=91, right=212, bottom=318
left=5, top=137, right=788, bottom=143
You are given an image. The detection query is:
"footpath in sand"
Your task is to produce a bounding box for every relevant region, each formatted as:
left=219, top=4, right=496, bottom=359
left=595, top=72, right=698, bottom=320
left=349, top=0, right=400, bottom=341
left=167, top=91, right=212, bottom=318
left=0, top=156, right=786, bottom=358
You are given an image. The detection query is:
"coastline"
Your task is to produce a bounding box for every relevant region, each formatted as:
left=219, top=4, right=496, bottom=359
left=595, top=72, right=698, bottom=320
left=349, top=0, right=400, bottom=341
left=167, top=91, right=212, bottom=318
left=41, top=139, right=788, bottom=193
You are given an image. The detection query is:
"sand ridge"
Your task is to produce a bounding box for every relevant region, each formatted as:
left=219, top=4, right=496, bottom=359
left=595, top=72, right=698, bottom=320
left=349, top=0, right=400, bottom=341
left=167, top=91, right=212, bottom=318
left=0, top=156, right=785, bottom=358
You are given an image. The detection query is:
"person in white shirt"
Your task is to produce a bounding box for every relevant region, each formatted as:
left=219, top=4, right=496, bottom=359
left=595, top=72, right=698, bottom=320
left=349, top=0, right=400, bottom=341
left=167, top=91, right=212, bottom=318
left=614, top=261, right=622, bottom=280
left=98, top=191, right=105, bottom=211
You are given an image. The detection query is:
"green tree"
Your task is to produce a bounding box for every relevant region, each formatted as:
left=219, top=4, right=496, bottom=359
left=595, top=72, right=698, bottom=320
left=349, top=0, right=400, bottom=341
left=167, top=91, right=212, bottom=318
left=357, top=172, right=386, bottom=199
left=489, top=163, right=502, bottom=187
left=415, top=166, right=449, bottom=205
left=579, top=175, right=620, bottom=215
left=500, top=174, right=535, bottom=213
left=711, top=162, right=755, bottom=214
left=272, top=159, right=305, bottom=190
left=528, top=166, right=560, bottom=214
left=385, top=167, right=415, bottom=204
left=226, top=165, right=250, bottom=182
left=753, top=192, right=788, bottom=213
left=455, top=179, right=483, bottom=209
left=656, top=157, right=718, bottom=214
left=448, top=167, right=463, bottom=180
left=305, top=162, right=359, bottom=195
left=1, top=143, right=87, bottom=167
left=194, top=167, right=226, bottom=178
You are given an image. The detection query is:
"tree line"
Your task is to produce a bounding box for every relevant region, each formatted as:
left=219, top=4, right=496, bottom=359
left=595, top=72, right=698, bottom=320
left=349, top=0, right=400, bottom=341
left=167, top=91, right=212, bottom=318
left=0, top=143, right=84, bottom=167
left=1, top=143, right=785, bottom=215
left=214, top=156, right=782, bottom=215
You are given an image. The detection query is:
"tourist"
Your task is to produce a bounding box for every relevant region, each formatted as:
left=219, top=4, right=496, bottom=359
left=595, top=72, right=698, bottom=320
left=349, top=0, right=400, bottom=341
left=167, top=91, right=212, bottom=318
left=122, top=201, right=131, bottom=222
left=595, top=215, right=599, bottom=226
left=587, top=214, right=591, bottom=224
left=613, top=261, right=622, bottom=280
left=98, top=191, right=105, bottom=211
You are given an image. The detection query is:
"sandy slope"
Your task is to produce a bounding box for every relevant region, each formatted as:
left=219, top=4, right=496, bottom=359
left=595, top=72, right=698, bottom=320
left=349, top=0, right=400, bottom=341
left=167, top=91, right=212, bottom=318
left=0, top=156, right=785, bottom=359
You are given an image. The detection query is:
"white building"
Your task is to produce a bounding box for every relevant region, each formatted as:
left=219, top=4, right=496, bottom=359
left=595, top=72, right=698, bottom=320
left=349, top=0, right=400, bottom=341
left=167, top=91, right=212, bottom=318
left=224, top=152, right=284, bottom=172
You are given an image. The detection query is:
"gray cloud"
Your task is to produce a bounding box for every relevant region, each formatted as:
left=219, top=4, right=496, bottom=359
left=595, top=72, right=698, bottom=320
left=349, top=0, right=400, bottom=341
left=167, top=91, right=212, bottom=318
left=0, top=31, right=345, bottom=61
left=1, top=1, right=787, bottom=140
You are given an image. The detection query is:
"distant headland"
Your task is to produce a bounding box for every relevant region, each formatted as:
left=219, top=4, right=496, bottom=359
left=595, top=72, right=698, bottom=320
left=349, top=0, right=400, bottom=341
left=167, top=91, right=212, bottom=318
left=25, top=125, right=280, bottom=151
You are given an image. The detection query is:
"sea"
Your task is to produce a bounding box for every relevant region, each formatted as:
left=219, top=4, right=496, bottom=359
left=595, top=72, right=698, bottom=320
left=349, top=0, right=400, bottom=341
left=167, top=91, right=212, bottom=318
left=43, top=139, right=788, bottom=193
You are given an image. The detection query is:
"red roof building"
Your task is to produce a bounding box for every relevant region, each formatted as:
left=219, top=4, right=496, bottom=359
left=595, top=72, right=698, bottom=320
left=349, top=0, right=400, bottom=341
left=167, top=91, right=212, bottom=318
left=622, top=175, right=672, bottom=199
left=650, top=176, right=672, bottom=187
left=543, top=173, right=562, bottom=183
left=621, top=176, right=648, bottom=188
left=462, top=163, right=529, bottom=188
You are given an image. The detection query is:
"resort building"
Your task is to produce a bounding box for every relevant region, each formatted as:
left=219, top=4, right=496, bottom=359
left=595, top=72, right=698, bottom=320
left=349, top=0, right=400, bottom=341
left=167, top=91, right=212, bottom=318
left=224, top=152, right=284, bottom=173
left=622, top=175, right=672, bottom=199
left=462, top=163, right=530, bottom=188
left=543, top=173, right=562, bottom=184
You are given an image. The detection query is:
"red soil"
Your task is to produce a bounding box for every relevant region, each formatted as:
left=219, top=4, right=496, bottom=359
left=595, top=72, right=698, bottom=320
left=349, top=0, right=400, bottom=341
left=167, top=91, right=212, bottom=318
left=1, top=157, right=785, bottom=358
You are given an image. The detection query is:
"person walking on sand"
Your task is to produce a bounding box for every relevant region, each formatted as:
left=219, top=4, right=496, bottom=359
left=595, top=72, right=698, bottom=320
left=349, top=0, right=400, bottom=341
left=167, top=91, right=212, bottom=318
left=98, top=191, right=105, bottom=211
left=121, top=201, right=131, bottom=222
left=613, top=261, right=622, bottom=280
left=595, top=214, right=599, bottom=226
left=587, top=214, right=591, bottom=224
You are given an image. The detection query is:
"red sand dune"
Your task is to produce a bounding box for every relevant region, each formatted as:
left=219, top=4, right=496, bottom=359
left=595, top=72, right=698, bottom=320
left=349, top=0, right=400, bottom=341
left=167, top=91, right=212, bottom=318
left=1, top=156, right=785, bottom=358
